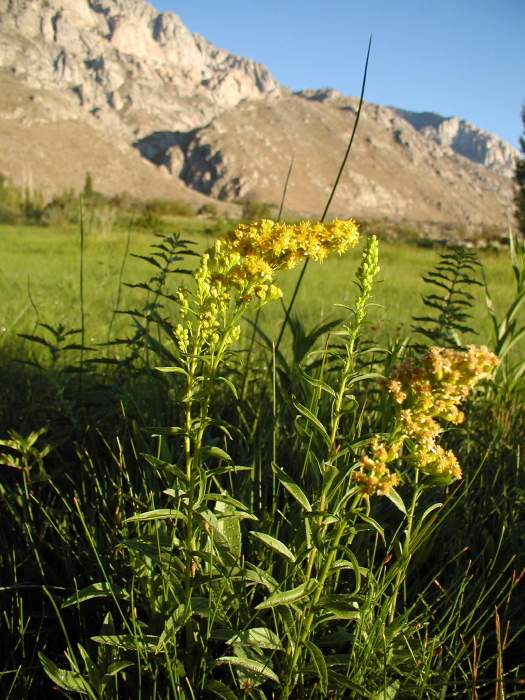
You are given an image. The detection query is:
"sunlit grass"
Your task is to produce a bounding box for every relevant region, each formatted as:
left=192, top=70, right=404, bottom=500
left=1, top=221, right=524, bottom=698
left=0, top=223, right=517, bottom=358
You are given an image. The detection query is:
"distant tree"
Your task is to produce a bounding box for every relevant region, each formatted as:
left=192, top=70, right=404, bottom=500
left=242, top=199, right=272, bottom=221
left=83, top=171, right=94, bottom=198
left=515, top=103, right=525, bottom=238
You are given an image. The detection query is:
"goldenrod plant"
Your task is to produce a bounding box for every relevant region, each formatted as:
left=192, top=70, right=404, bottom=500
left=31, top=221, right=516, bottom=700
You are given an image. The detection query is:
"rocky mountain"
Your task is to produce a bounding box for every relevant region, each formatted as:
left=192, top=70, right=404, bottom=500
left=392, top=109, right=518, bottom=178
left=0, top=0, right=518, bottom=226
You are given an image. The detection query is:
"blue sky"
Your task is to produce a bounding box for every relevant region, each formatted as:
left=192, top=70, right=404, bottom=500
left=151, top=0, right=524, bottom=149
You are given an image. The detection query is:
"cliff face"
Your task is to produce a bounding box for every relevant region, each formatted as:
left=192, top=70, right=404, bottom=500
left=0, top=0, right=281, bottom=138
left=392, top=109, right=519, bottom=178
left=0, top=0, right=517, bottom=225
left=170, top=94, right=514, bottom=224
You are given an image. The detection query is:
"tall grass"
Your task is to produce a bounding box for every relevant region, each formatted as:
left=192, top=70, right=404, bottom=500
left=1, top=218, right=524, bottom=698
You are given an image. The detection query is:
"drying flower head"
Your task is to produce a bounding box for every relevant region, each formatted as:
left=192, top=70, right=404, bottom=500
left=376, top=345, right=498, bottom=482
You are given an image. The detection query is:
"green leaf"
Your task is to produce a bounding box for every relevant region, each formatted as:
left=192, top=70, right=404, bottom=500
left=121, top=535, right=180, bottom=564
left=292, top=398, right=332, bottom=447
left=327, top=669, right=368, bottom=695
left=216, top=503, right=242, bottom=559
left=329, top=559, right=369, bottom=579
left=355, top=513, right=385, bottom=541
left=256, top=579, right=317, bottom=609
left=194, top=463, right=207, bottom=508
left=91, top=635, right=159, bottom=651
left=141, top=453, right=188, bottom=484
left=228, top=627, right=283, bottom=650
left=347, top=371, right=384, bottom=385
left=155, top=366, right=189, bottom=376
left=216, top=656, right=279, bottom=684
left=156, top=604, right=189, bottom=649
left=125, top=508, right=181, bottom=523
left=251, top=532, right=295, bottom=563
left=386, top=487, right=407, bottom=514
left=420, top=475, right=455, bottom=487
left=374, top=680, right=401, bottom=699
left=300, top=372, right=336, bottom=397
left=195, top=506, right=231, bottom=550
left=317, top=631, right=354, bottom=646
left=276, top=605, right=297, bottom=643
left=271, top=462, right=311, bottom=511
left=201, top=445, right=232, bottom=462
left=318, top=595, right=360, bottom=620
left=243, top=563, right=279, bottom=590
left=39, top=653, right=93, bottom=695
left=327, top=460, right=359, bottom=500
left=62, top=583, right=130, bottom=608
left=144, top=425, right=188, bottom=436
left=305, top=641, right=328, bottom=696
left=322, top=464, right=339, bottom=495
left=104, top=660, right=134, bottom=677
left=207, top=464, right=251, bottom=477
left=203, top=493, right=252, bottom=513
left=216, top=375, right=239, bottom=399
left=204, top=679, right=240, bottom=700
left=77, top=645, right=101, bottom=694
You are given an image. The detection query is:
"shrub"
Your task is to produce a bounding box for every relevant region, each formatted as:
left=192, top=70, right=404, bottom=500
left=242, top=199, right=273, bottom=221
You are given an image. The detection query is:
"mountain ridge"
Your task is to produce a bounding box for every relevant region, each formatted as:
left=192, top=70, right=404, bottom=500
left=0, top=0, right=518, bottom=226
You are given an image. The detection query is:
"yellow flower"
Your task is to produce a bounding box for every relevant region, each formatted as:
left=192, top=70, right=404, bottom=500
left=376, top=345, right=498, bottom=484
left=175, top=218, right=360, bottom=356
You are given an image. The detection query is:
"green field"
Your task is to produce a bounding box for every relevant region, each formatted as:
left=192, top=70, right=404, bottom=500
left=1, top=218, right=524, bottom=699
left=0, top=221, right=516, bottom=356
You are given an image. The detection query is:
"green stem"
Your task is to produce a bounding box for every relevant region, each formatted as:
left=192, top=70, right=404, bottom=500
left=282, top=494, right=361, bottom=699
left=389, top=472, right=420, bottom=622
left=304, top=323, right=359, bottom=581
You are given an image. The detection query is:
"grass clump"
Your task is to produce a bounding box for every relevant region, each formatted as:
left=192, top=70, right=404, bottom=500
left=1, top=218, right=524, bottom=699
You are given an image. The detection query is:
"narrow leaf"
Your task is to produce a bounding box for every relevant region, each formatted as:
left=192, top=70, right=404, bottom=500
left=141, top=453, right=188, bottom=485
left=292, top=398, right=331, bottom=447
left=125, top=509, right=180, bottom=522
left=105, top=660, right=134, bottom=677
left=305, top=641, right=328, bottom=696
left=271, top=462, right=311, bottom=511
left=300, top=372, right=336, bottom=397
left=39, top=653, right=93, bottom=694
left=256, top=579, right=317, bottom=609
left=201, top=445, right=232, bottom=462
left=155, top=366, right=189, bottom=375
left=204, top=679, right=240, bottom=700
left=251, top=532, right=295, bottom=563
left=228, top=627, right=283, bottom=650
left=327, top=669, right=368, bottom=695
left=318, top=594, right=360, bottom=620
left=386, top=487, right=407, bottom=514
left=62, top=583, right=129, bottom=608
left=216, top=656, right=279, bottom=684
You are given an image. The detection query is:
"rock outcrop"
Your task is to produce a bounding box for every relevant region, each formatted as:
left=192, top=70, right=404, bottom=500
left=392, top=109, right=519, bottom=178
left=0, top=0, right=518, bottom=226
left=0, top=0, right=281, bottom=140
left=169, top=95, right=513, bottom=224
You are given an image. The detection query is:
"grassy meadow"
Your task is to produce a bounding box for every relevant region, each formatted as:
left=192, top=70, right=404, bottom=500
left=1, top=206, right=525, bottom=700
left=0, top=221, right=516, bottom=356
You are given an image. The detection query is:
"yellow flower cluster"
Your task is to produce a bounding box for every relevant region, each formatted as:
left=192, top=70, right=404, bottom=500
left=353, top=345, right=498, bottom=497
left=210, top=218, right=360, bottom=302
left=174, top=218, right=360, bottom=354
